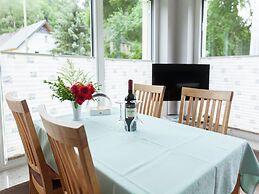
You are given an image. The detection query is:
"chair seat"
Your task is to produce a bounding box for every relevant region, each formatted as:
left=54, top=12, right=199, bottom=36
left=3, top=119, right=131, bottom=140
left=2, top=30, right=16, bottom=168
left=30, top=165, right=62, bottom=190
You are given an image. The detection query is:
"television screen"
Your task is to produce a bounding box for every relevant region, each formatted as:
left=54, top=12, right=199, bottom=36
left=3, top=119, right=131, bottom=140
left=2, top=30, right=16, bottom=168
left=152, top=64, right=210, bottom=101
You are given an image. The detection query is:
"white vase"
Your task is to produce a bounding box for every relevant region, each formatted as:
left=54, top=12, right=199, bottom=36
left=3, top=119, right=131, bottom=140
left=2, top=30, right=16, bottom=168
left=71, top=101, right=82, bottom=121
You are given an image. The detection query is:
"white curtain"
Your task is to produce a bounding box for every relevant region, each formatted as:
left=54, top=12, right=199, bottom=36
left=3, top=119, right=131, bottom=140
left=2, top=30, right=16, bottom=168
left=250, top=0, right=259, bottom=55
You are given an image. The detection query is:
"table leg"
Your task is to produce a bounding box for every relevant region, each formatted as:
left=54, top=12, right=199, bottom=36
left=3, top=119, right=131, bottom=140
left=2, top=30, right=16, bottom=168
left=231, top=175, right=240, bottom=194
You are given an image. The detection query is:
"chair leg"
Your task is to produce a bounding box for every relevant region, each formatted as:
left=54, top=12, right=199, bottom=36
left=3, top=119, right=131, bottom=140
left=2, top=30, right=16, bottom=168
left=29, top=173, right=38, bottom=194
left=231, top=175, right=240, bottom=194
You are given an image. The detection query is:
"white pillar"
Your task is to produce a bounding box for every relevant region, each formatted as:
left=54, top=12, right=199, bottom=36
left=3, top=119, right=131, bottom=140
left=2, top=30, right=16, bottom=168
left=142, top=0, right=151, bottom=60
left=250, top=0, right=259, bottom=55
left=92, top=0, right=105, bottom=92
left=23, top=0, right=28, bottom=53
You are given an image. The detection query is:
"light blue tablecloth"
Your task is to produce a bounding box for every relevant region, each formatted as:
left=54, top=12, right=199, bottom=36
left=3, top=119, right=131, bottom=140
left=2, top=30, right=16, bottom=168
left=35, top=111, right=259, bottom=194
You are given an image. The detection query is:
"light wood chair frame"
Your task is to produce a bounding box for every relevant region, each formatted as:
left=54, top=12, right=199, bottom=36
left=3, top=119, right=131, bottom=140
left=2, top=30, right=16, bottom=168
left=134, top=83, right=165, bottom=118
left=5, top=92, right=62, bottom=194
left=38, top=105, right=100, bottom=194
left=178, top=87, right=234, bottom=134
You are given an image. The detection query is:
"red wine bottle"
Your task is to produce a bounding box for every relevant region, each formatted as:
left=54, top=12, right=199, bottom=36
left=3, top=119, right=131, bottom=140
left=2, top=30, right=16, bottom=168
left=125, top=80, right=136, bottom=131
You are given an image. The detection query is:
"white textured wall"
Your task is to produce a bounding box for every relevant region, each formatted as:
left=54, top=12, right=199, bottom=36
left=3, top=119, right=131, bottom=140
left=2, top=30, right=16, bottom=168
left=200, top=56, right=259, bottom=133
left=104, top=59, right=152, bottom=101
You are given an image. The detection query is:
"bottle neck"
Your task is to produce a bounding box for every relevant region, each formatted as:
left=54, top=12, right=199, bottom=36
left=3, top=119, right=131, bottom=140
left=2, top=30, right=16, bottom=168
left=128, top=80, right=133, bottom=93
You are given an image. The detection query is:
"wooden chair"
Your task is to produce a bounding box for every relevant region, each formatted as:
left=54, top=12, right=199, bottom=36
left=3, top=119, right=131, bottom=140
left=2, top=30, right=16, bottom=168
left=38, top=105, right=100, bottom=194
left=5, top=93, right=63, bottom=194
left=134, top=83, right=165, bottom=118
left=178, top=87, right=234, bottom=134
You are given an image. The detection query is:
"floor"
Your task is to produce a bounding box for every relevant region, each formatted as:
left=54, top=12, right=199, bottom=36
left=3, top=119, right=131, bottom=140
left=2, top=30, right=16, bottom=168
left=0, top=165, right=28, bottom=192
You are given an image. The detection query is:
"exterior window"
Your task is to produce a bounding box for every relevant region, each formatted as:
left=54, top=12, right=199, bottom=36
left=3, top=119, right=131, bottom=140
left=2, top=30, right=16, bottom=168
left=202, top=0, right=259, bottom=57
left=103, top=0, right=152, bottom=60
left=0, top=0, right=92, bottom=56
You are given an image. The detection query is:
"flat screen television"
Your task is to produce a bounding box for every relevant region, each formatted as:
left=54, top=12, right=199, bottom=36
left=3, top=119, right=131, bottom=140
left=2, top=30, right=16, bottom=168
left=152, top=63, right=210, bottom=101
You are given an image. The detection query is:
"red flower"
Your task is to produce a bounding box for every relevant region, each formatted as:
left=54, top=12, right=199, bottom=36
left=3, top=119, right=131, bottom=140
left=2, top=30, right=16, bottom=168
left=70, top=84, right=79, bottom=95
left=71, top=82, right=96, bottom=104
left=85, top=93, right=92, bottom=100
left=87, top=83, right=96, bottom=94
left=79, top=85, right=90, bottom=96
left=75, top=93, right=85, bottom=105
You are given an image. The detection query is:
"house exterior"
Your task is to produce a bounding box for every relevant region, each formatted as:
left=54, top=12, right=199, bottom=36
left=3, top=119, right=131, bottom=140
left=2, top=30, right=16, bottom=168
left=0, top=20, right=55, bottom=54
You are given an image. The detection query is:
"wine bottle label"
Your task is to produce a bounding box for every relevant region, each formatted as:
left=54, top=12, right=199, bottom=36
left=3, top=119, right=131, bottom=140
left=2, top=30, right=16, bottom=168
left=126, top=107, right=136, bottom=118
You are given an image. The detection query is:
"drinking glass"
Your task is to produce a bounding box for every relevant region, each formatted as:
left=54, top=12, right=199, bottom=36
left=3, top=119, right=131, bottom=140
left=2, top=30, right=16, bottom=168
left=129, top=100, right=143, bottom=131
left=115, top=101, right=128, bottom=132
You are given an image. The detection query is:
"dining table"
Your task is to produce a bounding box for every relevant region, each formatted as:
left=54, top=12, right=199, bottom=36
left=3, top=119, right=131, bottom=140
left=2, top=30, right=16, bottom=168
left=35, top=109, right=259, bottom=194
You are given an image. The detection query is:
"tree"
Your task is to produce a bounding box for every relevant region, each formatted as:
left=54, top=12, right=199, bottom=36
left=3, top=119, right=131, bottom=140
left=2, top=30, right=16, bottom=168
left=0, top=0, right=56, bottom=34
left=52, top=2, right=91, bottom=56
left=206, top=0, right=252, bottom=56
left=104, top=0, right=142, bottom=59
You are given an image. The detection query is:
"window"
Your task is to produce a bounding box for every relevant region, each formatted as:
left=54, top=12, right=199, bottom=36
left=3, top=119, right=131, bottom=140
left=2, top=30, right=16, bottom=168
left=0, top=0, right=92, bottom=165
left=0, top=0, right=92, bottom=56
left=202, top=0, right=259, bottom=57
left=103, top=0, right=152, bottom=60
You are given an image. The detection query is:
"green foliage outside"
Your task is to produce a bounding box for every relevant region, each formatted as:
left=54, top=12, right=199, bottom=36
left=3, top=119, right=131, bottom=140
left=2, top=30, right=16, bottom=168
left=206, top=0, right=252, bottom=56
left=103, top=0, right=142, bottom=59
left=0, top=0, right=143, bottom=59
left=51, top=3, right=91, bottom=56
left=104, top=0, right=142, bottom=59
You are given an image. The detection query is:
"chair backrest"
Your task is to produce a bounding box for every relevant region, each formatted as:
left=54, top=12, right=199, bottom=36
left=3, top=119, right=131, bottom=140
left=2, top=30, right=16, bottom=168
left=38, top=105, right=100, bottom=194
left=178, top=87, right=234, bottom=134
left=5, top=92, right=53, bottom=193
left=134, top=83, right=165, bottom=118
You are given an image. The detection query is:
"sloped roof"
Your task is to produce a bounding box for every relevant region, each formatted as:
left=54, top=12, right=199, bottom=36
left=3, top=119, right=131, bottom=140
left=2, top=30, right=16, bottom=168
left=0, top=20, right=52, bottom=52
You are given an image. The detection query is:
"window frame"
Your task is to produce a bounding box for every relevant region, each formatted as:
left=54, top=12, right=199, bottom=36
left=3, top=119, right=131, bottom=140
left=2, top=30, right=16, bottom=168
left=102, top=0, right=153, bottom=60
left=201, top=0, right=255, bottom=58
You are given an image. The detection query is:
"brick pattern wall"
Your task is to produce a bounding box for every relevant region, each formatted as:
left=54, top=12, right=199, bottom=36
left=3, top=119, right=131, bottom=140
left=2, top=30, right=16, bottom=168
left=200, top=56, right=259, bottom=133
left=104, top=59, right=152, bottom=101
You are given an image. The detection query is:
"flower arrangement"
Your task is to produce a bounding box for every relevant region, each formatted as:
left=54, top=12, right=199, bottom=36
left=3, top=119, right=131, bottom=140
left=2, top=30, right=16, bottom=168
left=70, top=82, right=96, bottom=105
left=44, top=59, right=99, bottom=109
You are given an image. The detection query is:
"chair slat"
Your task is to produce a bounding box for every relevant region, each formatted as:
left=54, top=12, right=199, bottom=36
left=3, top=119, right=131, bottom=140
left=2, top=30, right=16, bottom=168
left=191, top=97, right=199, bottom=126
left=208, top=99, right=217, bottom=131
left=148, top=93, right=155, bottom=116
left=203, top=99, right=211, bottom=129
left=178, top=87, right=233, bottom=134
left=222, top=101, right=233, bottom=134
left=214, top=100, right=222, bottom=132
left=134, top=83, right=165, bottom=118
left=153, top=93, right=160, bottom=116
left=186, top=97, right=193, bottom=125
left=197, top=98, right=204, bottom=128
left=142, top=91, right=149, bottom=114
left=179, top=95, right=186, bottom=124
